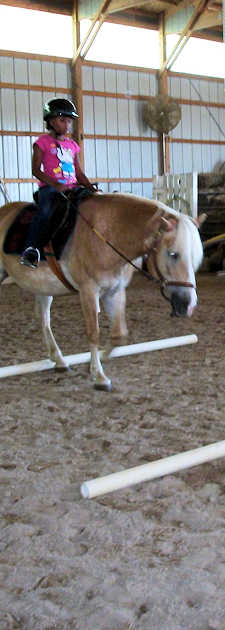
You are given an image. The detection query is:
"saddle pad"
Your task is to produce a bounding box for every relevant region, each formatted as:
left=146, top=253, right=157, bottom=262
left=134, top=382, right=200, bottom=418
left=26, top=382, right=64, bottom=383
left=3, top=204, right=36, bottom=256
left=3, top=187, right=93, bottom=260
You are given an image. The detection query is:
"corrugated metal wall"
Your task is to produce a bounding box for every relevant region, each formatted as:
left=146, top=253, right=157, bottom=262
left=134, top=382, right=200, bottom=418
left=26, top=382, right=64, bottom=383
left=0, top=52, right=224, bottom=206
left=0, top=53, right=71, bottom=205
left=169, top=74, right=225, bottom=173
left=82, top=63, right=158, bottom=196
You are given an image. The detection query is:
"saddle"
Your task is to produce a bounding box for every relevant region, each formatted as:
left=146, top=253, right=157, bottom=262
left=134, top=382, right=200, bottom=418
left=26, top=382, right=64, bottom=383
left=3, top=186, right=93, bottom=261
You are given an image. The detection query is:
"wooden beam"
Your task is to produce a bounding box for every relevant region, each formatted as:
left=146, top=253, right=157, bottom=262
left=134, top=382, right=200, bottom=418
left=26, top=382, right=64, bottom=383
left=159, top=0, right=209, bottom=74
left=158, top=13, right=170, bottom=175
left=71, top=1, right=84, bottom=167
left=106, top=0, right=179, bottom=12
left=73, top=0, right=112, bottom=63
left=0, top=0, right=71, bottom=14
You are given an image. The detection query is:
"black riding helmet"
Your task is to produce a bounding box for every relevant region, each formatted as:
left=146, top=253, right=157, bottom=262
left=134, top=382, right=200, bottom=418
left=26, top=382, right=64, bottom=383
left=43, top=98, right=78, bottom=121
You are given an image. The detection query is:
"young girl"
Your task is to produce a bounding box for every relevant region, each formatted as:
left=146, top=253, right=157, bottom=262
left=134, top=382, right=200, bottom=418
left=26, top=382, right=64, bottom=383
left=21, top=97, right=96, bottom=268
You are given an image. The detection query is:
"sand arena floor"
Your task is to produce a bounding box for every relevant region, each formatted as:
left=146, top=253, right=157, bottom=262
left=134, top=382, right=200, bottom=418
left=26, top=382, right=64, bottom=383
left=0, top=271, right=225, bottom=630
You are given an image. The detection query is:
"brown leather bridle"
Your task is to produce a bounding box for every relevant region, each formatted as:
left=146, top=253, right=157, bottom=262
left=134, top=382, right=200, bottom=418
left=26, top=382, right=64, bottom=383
left=146, top=225, right=195, bottom=302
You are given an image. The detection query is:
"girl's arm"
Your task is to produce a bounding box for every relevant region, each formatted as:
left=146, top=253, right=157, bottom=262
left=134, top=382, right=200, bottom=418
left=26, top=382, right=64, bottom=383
left=32, top=144, right=67, bottom=192
left=74, top=154, right=97, bottom=192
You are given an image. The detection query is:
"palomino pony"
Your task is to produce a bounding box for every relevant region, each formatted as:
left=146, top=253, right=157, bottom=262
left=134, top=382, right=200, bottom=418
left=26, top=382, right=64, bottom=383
left=0, top=192, right=203, bottom=390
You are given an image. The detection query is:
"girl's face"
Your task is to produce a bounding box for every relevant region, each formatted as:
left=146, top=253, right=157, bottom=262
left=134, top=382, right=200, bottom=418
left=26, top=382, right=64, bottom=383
left=49, top=115, right=72, bottom=136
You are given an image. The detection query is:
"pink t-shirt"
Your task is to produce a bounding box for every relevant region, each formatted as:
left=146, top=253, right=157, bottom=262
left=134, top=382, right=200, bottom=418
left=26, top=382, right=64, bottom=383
left=34, top=134, right=80, bottom=188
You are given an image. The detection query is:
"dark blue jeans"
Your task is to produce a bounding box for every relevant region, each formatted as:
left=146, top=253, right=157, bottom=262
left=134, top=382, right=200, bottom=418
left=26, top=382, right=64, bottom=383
left=24, top=186, right=57, bottom=250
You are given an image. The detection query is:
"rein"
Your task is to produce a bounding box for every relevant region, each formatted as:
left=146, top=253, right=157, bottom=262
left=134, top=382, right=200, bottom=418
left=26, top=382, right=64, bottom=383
left=47, top=192, right=195, bottom=299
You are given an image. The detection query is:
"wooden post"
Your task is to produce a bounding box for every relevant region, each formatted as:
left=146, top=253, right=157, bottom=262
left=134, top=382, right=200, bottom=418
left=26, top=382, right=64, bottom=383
left=71, top=1, right=84, bottom=168
left=158, top=13, right=170, bottom=176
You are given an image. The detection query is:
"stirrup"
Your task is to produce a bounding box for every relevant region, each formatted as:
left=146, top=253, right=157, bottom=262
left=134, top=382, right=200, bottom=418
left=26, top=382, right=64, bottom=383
left=20, top=247, right=40, bottom=269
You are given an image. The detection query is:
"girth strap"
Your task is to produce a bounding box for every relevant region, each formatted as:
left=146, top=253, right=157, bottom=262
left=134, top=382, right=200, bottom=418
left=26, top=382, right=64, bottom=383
left=44, top=241, right=76, bottom=293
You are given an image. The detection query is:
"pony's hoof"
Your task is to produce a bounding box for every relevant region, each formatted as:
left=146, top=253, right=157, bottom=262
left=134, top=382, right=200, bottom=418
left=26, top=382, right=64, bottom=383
left=94, top=381, right=112, bottom=392
left=55, top=365, right=71, bottom=373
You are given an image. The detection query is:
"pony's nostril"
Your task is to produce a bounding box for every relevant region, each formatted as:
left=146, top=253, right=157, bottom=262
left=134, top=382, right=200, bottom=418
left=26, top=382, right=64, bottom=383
left=171, top=292, right=189, bottom=316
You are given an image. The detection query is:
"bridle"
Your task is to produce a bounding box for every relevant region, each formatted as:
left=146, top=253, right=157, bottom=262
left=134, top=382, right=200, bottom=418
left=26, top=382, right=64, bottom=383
left=146, top=223, right=196, bottom=302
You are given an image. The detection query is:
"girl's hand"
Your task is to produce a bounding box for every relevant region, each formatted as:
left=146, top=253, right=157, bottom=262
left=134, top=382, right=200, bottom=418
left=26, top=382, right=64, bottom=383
left=54, top=183, right=68, bottom=192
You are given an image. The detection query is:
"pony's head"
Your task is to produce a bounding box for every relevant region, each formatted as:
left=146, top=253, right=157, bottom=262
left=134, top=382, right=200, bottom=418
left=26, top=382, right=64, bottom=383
left=145, top=206, right=204, bottom=317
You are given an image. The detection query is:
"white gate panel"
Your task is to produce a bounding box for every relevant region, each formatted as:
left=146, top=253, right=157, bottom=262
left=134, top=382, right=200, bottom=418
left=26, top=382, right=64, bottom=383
left=153, top=172, right=198, bottom=218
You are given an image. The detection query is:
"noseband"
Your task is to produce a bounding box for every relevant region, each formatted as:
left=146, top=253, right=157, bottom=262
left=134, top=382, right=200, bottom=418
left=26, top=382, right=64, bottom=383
left=147, top=223, right=195, bottom=302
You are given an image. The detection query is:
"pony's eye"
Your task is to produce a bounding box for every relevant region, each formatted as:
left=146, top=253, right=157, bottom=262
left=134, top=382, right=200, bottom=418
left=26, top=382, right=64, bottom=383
left=168, top=251, right=179, bottom=261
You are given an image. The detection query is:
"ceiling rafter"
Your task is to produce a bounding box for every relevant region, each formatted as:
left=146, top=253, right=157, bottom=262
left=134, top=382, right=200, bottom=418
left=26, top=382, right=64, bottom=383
left=0, top=1, right=222, bottom=41
left=159, top=0, right=211, bottom=74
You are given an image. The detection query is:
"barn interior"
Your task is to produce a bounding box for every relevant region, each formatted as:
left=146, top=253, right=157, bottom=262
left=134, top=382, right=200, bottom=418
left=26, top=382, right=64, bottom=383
left=0, top=0, right=224, bottom=264
left=0, top=3, right=225, bottom=630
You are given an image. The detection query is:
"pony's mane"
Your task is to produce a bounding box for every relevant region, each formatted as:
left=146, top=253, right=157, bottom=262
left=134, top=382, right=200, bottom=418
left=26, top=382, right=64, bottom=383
left=177, top=213, right=203, bottom=271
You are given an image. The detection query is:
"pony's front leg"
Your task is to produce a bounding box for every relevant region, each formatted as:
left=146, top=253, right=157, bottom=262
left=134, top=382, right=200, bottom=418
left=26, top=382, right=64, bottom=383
left=79, top=287, right=112, bottom=391
left=102, top=285, right=128, bottom=340
left=35, top=295, right=69, bottom=370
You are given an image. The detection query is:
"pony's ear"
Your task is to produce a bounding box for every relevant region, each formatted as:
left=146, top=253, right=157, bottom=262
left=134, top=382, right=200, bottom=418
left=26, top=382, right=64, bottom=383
left=148, top=212, right=177, bottom=234
left=192, top=213, right=207, bottom=229
left=144, top=212, right=177, bottom=250
left=160, top=216, right=178, bottom=232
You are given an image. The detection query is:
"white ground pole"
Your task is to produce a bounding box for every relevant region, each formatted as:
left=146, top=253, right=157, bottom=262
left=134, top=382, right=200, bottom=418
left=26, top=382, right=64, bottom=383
left=0, top=334, right=197, bottom=379
left=81, top=440, right=225, bottom=499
